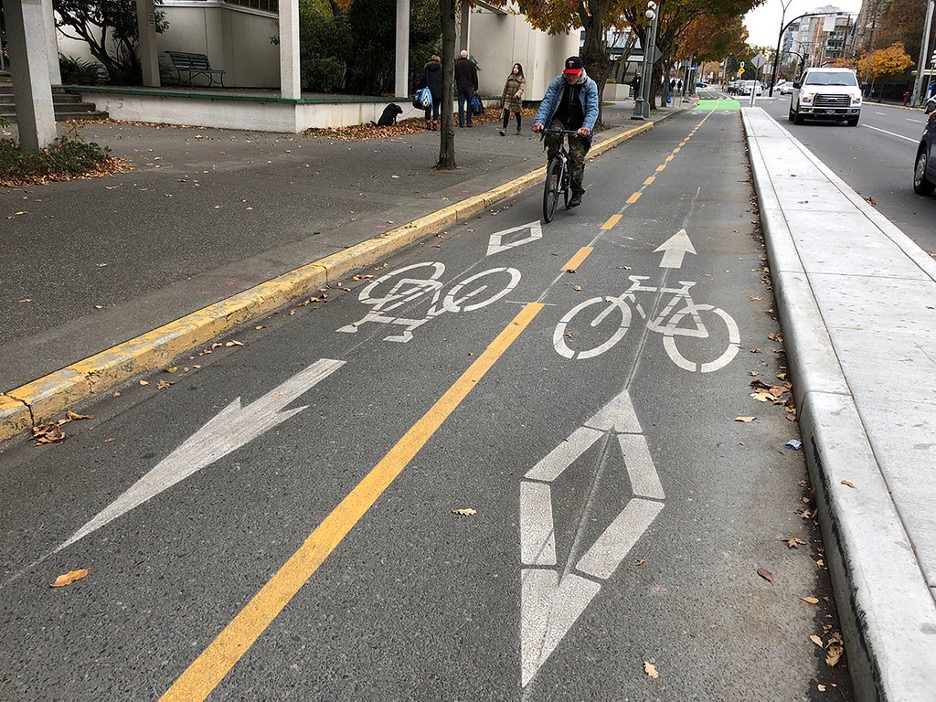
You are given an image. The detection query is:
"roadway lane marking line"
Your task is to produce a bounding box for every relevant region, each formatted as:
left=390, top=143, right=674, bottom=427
left=563, top=247, right=593, bottom=272
left=627, top=192, right=642, bottom=204
left=601, top=214, right=623, bottom=230
left=656, top=164, right=666, bottom=172
left=643, top=176, right=656, bottom=186
left=862, top=124, right=917, bottom=143
left=159, top=302, right=544, bottom=702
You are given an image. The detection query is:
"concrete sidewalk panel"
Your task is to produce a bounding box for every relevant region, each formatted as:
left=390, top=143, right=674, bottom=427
left=799, top=390, right=936, bottom=702
left=745, top=106, right=936, bottom=702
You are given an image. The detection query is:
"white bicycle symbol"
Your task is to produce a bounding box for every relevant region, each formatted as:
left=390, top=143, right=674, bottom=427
left=553, top=275, right=740, bottom=372
left=338, top=261, right=522, bottom=342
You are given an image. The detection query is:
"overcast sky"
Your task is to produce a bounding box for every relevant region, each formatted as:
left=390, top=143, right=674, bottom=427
left=743, top=0, right=863, bottom=47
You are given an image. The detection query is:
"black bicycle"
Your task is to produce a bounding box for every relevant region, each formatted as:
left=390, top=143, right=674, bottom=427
left=541, top=128, right=580, bottom=223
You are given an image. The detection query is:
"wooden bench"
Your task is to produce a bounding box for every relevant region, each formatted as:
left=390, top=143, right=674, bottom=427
left=165, top=51, right=226, bottom=88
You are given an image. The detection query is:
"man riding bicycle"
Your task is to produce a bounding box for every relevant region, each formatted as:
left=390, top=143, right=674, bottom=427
left=532, top=56, right=599, bottom=208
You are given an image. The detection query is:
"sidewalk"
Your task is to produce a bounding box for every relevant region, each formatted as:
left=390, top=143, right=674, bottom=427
left=0, top=99, right=669, bottom=440
left=744, top=108, right=936, bottom=702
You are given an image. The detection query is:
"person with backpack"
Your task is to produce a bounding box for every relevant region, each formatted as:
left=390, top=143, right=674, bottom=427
left=499, top=63, right=526, bottom=136
left=455, top=49, right=479, bottom=128
left=421, top=54, right=444, bottom=130
left=532, top=56, right=599, bottom=209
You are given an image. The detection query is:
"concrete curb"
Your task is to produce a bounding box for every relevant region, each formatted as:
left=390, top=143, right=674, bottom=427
left=744, top=108, right=936, bottom=702
left=0, top=118, right=659, bottom=444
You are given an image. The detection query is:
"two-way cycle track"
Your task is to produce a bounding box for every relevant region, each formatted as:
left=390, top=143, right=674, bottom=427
left=0, top=103, right=836, bottom=702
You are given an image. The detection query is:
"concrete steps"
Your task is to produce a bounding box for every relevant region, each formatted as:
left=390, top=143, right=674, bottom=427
left=0, top=84, right=109, bottom=122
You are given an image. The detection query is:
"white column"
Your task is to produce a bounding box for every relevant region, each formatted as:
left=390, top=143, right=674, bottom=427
left=394, top=0, right=411, bottom=97
left=279, top=0, right=301, bottom=99
left=41, top=0, right=61, bottom=84
left=459, top=2, right=471, bottom=52
left=6, top=0, right=57, bottom=150
left=136, top=0, right=161, bottom=87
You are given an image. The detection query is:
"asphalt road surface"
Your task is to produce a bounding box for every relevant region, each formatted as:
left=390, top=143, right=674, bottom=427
left=0, top=103, right=854, bottom=701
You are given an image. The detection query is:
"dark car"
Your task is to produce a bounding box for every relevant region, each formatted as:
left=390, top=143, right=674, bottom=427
left=913, top=109, right=936, bottom=195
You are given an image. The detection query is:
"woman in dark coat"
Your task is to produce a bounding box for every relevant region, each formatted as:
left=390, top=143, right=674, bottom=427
left=422, top=55, right=444, bottom=130
left=499, top=63, right=526, bottom=136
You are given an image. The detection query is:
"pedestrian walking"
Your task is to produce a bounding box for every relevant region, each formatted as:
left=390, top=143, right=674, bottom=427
left=421, top=54, right=444, bottom=130
left=455, top=49, right=479, bottom=128
left=499, top=63, right=525, bottom=136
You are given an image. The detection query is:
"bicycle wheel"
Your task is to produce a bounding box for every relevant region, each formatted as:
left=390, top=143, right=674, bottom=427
left=553, top=296, right=632, bottom=360
left=561, top=160, right=571, bottom=210
left=441, top=267, right=522, bottom=313
left=543, top=157, right=562, bottom=223
left=357, top=261, right=445, bottom=312
left=662, top=303, right=740, bottom=373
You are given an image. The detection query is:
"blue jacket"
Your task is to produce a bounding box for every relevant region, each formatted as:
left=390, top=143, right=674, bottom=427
left=534, top=71, right=599, bottom=141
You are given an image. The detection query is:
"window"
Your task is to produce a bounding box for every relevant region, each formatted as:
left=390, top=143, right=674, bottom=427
left=225, top=0, right=278, bottom=12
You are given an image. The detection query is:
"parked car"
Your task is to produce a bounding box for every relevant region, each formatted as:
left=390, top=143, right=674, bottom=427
left=913, top=109, right=936, bottom=195
left=789, top=67, right=861, bottom=126
left=737, top=80, right=763, bottom=96
left=778, top=82, right=794, bottom=95
left=696, top=80, right=709, bottom=88
left=924, top=95, right=936, bottom=114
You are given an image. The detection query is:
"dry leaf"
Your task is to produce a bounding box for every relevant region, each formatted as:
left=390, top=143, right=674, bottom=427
left=818, top=684, right=827, bottom=691
left=451, top=508, right=477, bottom=516
left=50, top=569, right=89, bottom=588
left=826, top=641, right=844, bottom=667
left=801, top=596, right=820, bottom=604
left=574, top=285, right=582, bottom=292
left=139, top=380, right=149, bottom=386
left=756, top=567, right=774, bottom=582
left=810, top=634, right=824, bottom=647
left=735, top=416, right=756, bottom=422
left=643, top=661, right=659, bottom=679
left=225, top=340, right=244, bottom=347
left=841, top=480, right=856, bottom=489
left=750, top=391, right=773, bottom=402
left=785, top=537, right=807, bottom=548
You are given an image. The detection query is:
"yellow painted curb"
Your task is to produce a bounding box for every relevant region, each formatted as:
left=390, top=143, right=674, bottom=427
left=0, top=120, right=663, bottom=444
left=0, top=395, right=32, bottom=443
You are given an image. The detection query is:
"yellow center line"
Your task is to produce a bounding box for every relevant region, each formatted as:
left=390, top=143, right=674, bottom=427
left=643, top=176, right=656, bottom=186
left=563, top=247, right=593, bottom=271
left=656, top=165, right=666, bottom=172
left=601, top=214, right=622, bottom=230
left=626, top=192, right=642, bottom=204
left=159, top=302, right=544, bottom=702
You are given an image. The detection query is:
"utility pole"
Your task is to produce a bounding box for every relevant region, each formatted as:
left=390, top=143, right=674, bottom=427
left=912, top=0, right=935, bottom=106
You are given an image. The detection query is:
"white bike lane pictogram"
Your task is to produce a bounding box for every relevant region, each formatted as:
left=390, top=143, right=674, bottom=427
left=553, top=275, right=741, bottom=372
left=337, top=261, right=522, bottom=342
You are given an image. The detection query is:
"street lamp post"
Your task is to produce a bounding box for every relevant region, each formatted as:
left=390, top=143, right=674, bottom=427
left=912, top=0, right=935, bottom=106
left=631, top=0, right=659, bottom=120
left=769, top=0, right=795, bottom=97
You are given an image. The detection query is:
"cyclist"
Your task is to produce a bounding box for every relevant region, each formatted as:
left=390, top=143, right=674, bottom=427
left=532, top=56, right=599, bottom=208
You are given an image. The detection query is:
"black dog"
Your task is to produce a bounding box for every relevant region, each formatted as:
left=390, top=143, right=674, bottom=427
left=374, top=103, right=403, bottom=126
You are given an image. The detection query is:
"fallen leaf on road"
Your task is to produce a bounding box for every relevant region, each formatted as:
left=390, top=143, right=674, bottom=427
left=735, top=416, right=756, bottom=422
left=810, top=635, right=824, bottom=647
left=643, top=661, right=659, bottom=679
left=139, top=380, right=149, bottom=386
left=826, top=641, right=844, bottom=667
left=756, top=567, right=774, bottom=582
left=451, top=508, right=477, bottom=516
left=801, top=596, right=820, bottom=604
left=225, top=340, right=244, bottom=347
left=841, top=480, right=856, bottom=489
left=784, top=537, right=807, bottom=548
left=50, top=569, right=89, bottom=588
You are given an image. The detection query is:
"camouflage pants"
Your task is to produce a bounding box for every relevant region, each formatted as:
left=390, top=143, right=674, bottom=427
left=544, top=118, right=589, bottom=195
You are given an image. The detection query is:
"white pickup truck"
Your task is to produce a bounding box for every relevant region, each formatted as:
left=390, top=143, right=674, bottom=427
left=788, top=67, right=862, bottom=126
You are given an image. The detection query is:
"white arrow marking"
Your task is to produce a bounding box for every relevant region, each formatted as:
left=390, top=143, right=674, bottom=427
left=576, top=498, right=663, bottom=580
left=486, top=221, right=542, bottom=256
left=654, top=228, right=696, bottom=268
left=521, top=569, right=600, bottom=688
left=56, top=358, right=346, bottom=552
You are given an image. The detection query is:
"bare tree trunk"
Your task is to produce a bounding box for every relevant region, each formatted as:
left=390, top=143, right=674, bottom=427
left=579, top=5, right=610, bottom=127
left=437, top=0, right=457, bottom=170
